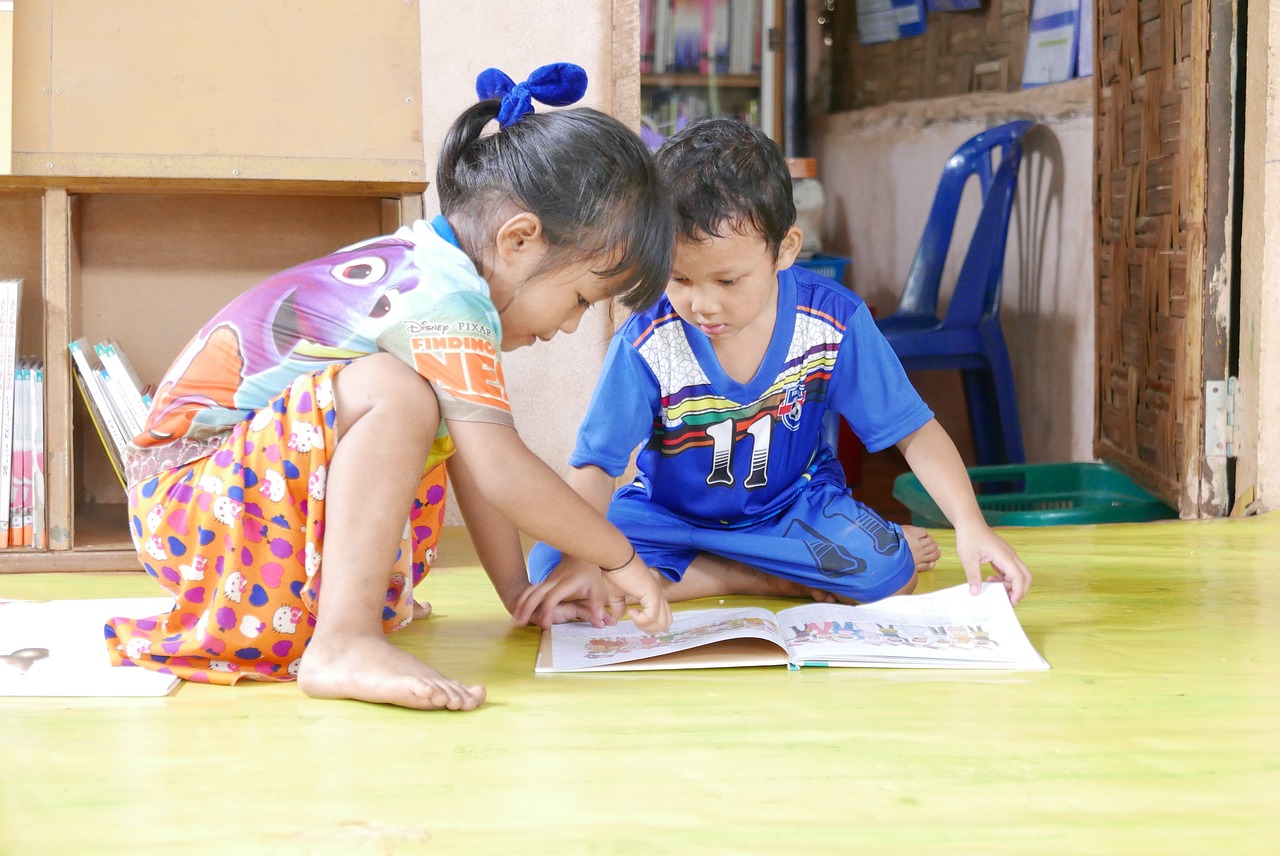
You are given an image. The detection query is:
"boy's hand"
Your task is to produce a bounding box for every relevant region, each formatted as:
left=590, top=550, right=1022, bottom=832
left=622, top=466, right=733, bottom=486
left=512, top=558, right=616, bottom=629
left=954, top=524, right=1032, bottom=605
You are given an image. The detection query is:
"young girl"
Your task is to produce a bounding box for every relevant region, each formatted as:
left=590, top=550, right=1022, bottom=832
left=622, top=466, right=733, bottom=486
left=106, top=63, right=674, bottom=711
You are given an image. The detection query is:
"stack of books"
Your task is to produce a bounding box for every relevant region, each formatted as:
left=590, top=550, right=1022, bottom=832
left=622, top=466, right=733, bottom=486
left=641, top=0, right=760, bottom=76
left=68, top=336, right=152, bottom=490
left=0, top=279, right=46, bottom=549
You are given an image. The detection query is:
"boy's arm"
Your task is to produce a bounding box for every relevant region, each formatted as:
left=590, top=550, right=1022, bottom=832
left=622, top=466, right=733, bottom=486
left=445, top=418, right=671, bottom=631
left=896, top=419, right=1032, bottom=604
left=565, top=462, right=616, bottom=512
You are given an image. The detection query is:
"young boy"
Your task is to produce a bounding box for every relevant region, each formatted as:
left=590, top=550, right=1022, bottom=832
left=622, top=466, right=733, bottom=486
left=514, top=118, right=1030, bottom=628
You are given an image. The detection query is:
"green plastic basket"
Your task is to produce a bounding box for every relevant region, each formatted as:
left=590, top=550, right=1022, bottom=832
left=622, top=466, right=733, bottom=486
left=892, top=462, right=1178, bottom=528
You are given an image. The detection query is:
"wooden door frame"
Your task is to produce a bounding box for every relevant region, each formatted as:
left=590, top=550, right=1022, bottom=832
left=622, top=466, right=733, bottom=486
left=1093, top=0, right=1235, bottom=518
left=1238, top=0, right=1280, bottom=515
left=611, top=0, right=641, bottom=131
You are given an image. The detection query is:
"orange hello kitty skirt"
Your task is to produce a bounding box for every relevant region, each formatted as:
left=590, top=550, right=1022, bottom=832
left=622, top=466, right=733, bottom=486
left=106, top=364, right=448, bottom=685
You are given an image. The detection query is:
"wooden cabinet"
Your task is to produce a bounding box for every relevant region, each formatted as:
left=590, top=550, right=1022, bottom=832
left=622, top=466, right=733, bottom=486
left=640, top=0, right=783, bottom=141
left=0, top=2, right=427, bottom=572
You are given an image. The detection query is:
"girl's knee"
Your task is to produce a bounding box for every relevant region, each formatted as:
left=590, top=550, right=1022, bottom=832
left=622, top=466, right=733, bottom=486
left=334, top=354, right=439, bottom=433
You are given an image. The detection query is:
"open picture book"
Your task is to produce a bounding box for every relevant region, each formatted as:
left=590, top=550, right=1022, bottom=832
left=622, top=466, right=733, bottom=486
left=535, top=583, right=1049, bottom=673
left=0, top=597, right=181, bottom=697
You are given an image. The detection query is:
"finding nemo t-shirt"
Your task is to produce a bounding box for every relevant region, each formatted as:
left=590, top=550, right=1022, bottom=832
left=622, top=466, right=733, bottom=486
left=123, top=217, right=512, bottom=486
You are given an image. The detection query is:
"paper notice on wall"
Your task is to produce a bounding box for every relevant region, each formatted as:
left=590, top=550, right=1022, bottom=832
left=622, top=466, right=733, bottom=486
left=855, top=0, right=927, bottom=45
left=1076, top=0, right=1094, bottom=78
left=1022, top=0, right=1080, bottom=88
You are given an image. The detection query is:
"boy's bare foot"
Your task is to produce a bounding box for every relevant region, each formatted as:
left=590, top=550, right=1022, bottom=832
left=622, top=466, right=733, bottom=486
left=903, top=525, right=941, bottom=572
left=298, top=634, right=485, bottom=711
left=670, top=554, right=839, bottom=603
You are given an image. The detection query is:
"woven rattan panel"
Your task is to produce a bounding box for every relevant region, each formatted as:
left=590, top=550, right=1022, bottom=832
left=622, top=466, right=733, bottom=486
left=830, top=1, right=1031, bottom=110
left=1094, top=0, right=1212, bottom=513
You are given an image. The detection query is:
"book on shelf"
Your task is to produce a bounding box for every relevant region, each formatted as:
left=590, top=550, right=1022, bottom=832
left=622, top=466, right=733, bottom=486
left=698, top=0, right=713, bottom=74
left=653, top=0, right=673, bottom=73
left=104, top=337, right=152, bottom=404
left=0, top=278, right=21, bottom=544
left=69, top=338, right=129, bottom=488
left=10, top=357, right=42, bottom=548
left=535, top=583, right=1049, bottom=673
left=0, top=596, right=180, bottom=697
left=672, top=0, right=705, bottom=72
left=29, top=361, right=45, bottom=549
left=647, top=0, right=753, bottom=76
left=709, top=0, right=731, bottom=74
left=9, top=360, right=29, bottom=546
left=96, top=340, right=150, bottom=436
left=640, top=0, right=656, bottom=73
left=728, top=0, right=757, bottom=75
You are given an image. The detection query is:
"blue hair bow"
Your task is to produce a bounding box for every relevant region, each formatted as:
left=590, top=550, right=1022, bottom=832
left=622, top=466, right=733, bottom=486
left=475, top=62, right=589, bottom=128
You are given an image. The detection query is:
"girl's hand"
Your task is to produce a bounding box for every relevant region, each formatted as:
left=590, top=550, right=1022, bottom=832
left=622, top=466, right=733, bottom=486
left=512, top=558, right=616, bottom=629
left=602, top=555, right=672, bottom=633
left=954, top=523, right=1033, bottom=605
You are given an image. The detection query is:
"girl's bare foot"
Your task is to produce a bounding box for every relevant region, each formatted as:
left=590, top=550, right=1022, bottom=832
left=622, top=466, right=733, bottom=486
left=297, top=634, right=485, bottom=711
left=412, top=600, right=432, bottom=620
left=903, top=525, right=941, bottom=572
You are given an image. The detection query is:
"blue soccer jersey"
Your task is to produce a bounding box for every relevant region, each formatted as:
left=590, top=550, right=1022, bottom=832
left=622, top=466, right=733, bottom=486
left=571, top=264, right=933, bottom=528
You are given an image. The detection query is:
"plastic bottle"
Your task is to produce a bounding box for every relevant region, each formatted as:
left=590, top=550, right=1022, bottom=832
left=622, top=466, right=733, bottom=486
left=787, top=157, right=825, bottom=258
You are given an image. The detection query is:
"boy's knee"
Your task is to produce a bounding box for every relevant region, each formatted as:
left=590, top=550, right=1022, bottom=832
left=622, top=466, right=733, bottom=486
left=891, top=571, right=918, bottom=597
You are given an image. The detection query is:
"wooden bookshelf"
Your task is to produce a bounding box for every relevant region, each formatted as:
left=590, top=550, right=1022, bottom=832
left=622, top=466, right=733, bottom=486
left=0, top=2, right=427, bottom=572
left=641, top=72, right=762, bottom=89
left=640, top=0, right=784, bottom=140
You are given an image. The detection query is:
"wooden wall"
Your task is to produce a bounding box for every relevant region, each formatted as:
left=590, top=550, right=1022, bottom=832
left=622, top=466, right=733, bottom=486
left=10, top=0, right=424, bottom=183
left=830, top=0, right=1033, bottom=110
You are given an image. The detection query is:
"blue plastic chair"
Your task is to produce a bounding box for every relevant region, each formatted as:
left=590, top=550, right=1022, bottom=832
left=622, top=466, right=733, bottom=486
left=875, top=120, right=1034, bottom=466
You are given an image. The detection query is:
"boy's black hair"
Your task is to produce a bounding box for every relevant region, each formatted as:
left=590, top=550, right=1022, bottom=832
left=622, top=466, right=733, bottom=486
left=436, top=101, right=673, bottom=311
left=655, top=117, right=796, bottom=258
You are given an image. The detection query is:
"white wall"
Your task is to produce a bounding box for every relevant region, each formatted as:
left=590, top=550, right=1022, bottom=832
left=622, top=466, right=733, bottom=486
left=419, top=1, right=619, bottom=521
left=811, top=81, right=1097, bottom=464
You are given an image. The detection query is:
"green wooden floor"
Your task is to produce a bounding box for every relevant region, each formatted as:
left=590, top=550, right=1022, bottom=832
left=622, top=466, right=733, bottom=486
left=2, top=516, right=1278, bottom=855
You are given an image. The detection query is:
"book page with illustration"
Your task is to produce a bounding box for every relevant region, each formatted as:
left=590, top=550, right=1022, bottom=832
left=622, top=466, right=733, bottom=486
left=774, top=584, right=1048, bottom=668
left=538, top=604, right=793, bottom=673
left=536, top=584, right=1048, bottom=673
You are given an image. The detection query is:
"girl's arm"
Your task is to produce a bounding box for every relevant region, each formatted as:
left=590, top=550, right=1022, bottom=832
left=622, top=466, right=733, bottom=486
left=509, top=464, right=622, bottom=628
left=446, top=419, right=671, bottom=631
left=447, top=451, right=612, bottom=626
left=442, top=446, right=532, bottom=613
left=896, top=419, right=1033, bottom=604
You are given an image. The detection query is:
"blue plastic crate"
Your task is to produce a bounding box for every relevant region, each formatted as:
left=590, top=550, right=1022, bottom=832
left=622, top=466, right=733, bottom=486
left=794, top=253, right=850, bottom=284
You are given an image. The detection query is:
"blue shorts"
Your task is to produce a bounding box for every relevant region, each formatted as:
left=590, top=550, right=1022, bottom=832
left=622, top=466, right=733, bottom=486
left=528, top=478, right=916, bottom=603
